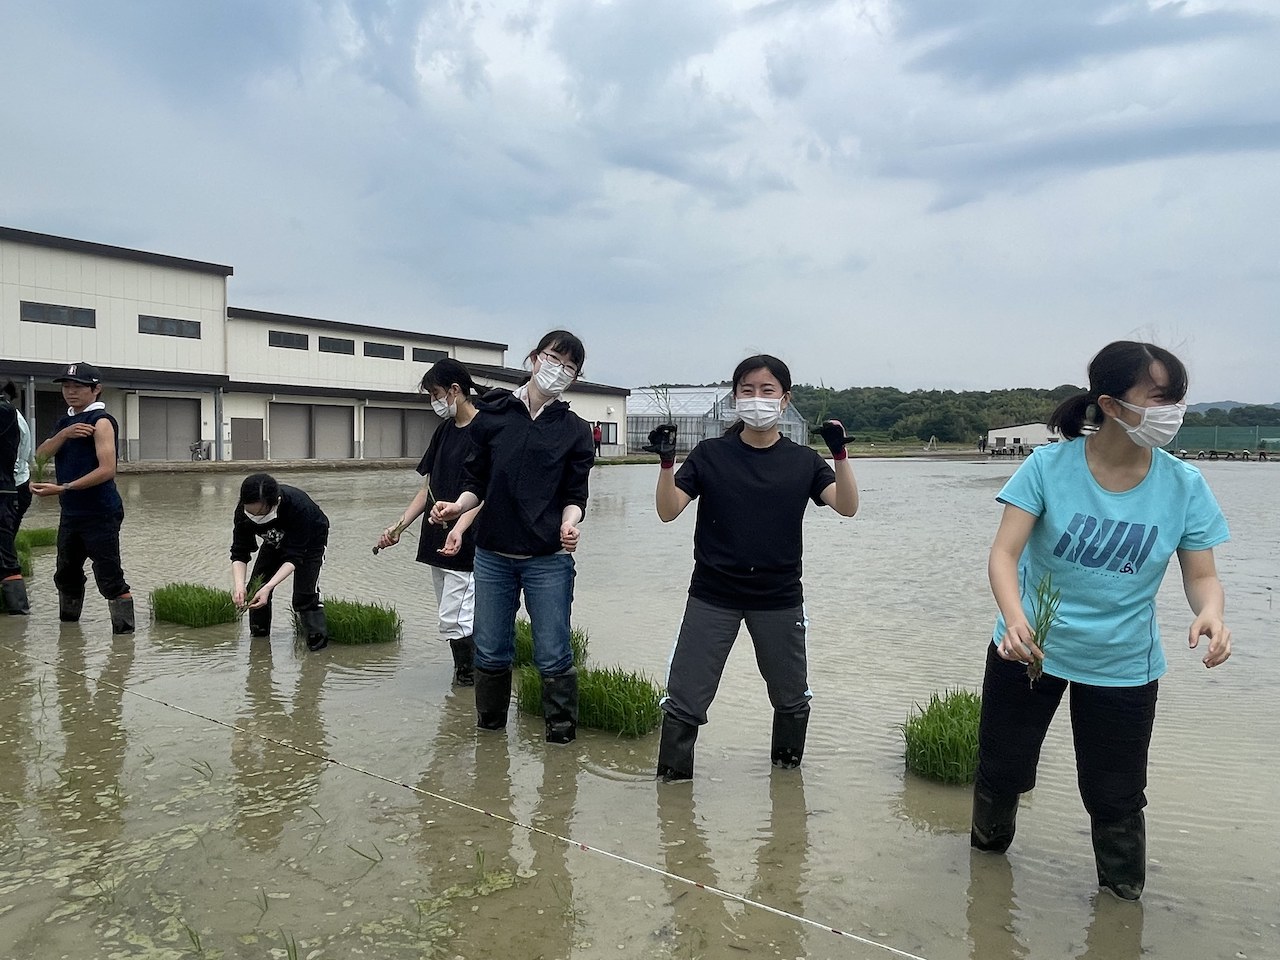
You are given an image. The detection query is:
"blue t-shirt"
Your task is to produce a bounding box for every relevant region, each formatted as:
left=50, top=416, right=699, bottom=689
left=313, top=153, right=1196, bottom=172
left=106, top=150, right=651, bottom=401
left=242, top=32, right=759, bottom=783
left=992, top=438, right=1229, bottom=686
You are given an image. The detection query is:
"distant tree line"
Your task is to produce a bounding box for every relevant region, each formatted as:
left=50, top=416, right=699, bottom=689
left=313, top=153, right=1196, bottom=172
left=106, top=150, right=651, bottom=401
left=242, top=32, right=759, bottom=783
left=788, top=385, right=1280, bottom=443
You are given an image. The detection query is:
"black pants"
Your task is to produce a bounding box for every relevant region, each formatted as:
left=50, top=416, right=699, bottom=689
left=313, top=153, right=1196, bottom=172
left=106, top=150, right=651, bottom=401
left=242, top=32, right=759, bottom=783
left=0, top=484, right=30, bottom=579
left=251, top=546, right=324, bottom=614
left=975, top=642, right=1157, bottom=824
left=55, top=511, right=129, bottom=600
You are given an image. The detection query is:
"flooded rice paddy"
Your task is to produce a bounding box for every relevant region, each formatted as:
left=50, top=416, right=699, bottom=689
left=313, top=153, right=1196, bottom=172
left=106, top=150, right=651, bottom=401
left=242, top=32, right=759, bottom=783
left=0, top=459, right=1276, bottom=960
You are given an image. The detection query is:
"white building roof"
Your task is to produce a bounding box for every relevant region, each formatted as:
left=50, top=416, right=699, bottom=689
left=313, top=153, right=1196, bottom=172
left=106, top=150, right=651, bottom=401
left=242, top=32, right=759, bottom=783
left=629, top=385, right=731, bottom=417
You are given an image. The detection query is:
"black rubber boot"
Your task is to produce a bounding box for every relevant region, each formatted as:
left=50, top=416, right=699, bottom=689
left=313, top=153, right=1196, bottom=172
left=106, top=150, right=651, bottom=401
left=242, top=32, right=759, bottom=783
left=1, top=577, right=30, bottom=615
left=656, top=713, right=698, bottom=782
left=970, top=775, right=1019, bottom=853
left=299, top=607, right=329, bottom=652
left=248, top=605, right=271, bottom=638
left=108, top=595, right=135, bottom=634
left=474, top=666, right=512, bottom=730
left=449, top=636, right=475, bottom=686
left=1093, top=811, right=1146, bottom=901
left=59, top=589, right=84, bottom=623
left=541, top=667, right=579, bottom=745
left=770, top=706, right=810, bottom=769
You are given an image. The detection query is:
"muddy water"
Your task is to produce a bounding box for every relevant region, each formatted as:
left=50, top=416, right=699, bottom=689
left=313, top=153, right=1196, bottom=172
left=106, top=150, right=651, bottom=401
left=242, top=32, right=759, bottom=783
left=0, top=460, right=1276, bottom=960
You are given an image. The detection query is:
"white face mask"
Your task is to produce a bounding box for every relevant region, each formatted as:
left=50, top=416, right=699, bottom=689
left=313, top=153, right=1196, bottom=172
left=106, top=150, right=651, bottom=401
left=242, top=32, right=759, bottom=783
left=245, top=506, right=278, bottom=525
left=534, top=359, right=575, bottom=396
left=735, top=396, right=783, bottom=431
left=431, top=394, right=457, bottom=419
left=1114, top=398, right=1186, bottom=448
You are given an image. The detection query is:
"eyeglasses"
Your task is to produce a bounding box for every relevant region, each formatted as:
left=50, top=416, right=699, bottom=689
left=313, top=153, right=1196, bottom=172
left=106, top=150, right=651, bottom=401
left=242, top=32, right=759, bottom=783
left=539, top=352, right=579, bottom=377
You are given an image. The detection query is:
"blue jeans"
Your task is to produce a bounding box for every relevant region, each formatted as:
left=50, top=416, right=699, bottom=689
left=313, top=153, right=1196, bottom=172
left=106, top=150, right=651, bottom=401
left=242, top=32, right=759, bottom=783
left=472, top=548, right=576, bottom=676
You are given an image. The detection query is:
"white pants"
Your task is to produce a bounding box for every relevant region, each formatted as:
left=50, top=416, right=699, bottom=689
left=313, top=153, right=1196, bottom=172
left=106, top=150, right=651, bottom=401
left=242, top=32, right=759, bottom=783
left=431, top=566, right=475, bottom=641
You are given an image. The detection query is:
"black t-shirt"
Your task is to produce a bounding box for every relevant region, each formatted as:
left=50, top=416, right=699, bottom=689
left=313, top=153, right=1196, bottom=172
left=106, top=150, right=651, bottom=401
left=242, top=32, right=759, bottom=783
left=674, top=433, right=836, bottom=610
left=230, top=485, right=330, bottom=565
left=415, top=420, right=476, bottom=572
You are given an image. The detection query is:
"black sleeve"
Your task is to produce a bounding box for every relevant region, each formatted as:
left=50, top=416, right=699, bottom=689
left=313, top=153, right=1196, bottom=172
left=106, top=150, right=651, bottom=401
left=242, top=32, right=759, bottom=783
left=278, top=488, right=330, bottom=563
left=229, top=509, right=259, bottom=563
left=810, top=449, right=837, bottom=505
left=460, top=413, right=494, bottom=502
left=558, top=417, right=595, bottom=516
left=673, top=441, right=704, bottom=500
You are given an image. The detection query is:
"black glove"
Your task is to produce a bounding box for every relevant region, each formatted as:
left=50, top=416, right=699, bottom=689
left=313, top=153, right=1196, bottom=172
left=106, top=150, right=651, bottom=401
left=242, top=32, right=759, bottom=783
left=643, top=424, right=678, bottom=463
left=817, top=420, right=854, bottom=456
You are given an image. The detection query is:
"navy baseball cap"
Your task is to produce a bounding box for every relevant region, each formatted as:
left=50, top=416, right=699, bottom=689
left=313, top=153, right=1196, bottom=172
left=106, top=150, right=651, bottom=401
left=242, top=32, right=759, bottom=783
left=53, top=362, right=102, bottom=385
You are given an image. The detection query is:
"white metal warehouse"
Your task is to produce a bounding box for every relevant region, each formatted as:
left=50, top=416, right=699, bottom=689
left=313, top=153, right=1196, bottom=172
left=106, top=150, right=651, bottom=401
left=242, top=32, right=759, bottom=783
left=1, top=226, right=629, bottom=460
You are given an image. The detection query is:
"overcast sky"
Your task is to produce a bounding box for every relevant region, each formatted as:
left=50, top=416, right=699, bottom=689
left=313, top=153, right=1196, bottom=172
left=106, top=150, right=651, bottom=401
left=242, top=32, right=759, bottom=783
left=2, top=1, right=1277, bottom=402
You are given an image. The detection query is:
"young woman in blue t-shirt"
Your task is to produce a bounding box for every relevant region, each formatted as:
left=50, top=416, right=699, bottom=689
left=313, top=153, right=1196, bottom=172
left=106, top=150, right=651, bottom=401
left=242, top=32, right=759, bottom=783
left=972, top=340, right=1232, bottom=901
left=647, top=354, right=859, bottom=781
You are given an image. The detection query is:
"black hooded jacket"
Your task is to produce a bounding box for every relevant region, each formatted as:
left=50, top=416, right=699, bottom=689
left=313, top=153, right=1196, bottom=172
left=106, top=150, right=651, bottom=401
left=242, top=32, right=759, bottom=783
left=461, top=387, right=594, bottom=556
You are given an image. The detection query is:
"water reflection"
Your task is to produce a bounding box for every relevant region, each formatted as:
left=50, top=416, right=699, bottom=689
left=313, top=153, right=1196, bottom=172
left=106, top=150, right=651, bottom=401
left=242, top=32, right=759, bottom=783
left=966, top=850, right=1028, bottom=960
left=657, top=785, right=730, bottom=957
left=45, top=630, right=135, bottom=841
left=1081, top=894, right=1144, bottom=960
left=231, top=641, right=330, bottom=852
left=0, top=629, right=34, bottom=841
left=743, top=772, right=810, bottom=958
left=896, top=770, right=971, bottom=836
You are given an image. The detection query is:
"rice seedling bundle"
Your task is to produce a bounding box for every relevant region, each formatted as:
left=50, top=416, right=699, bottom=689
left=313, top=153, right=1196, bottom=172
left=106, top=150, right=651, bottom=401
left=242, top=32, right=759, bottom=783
left=512, top=617, right=589, bottom=668
left=515, top=665, right=665, bottom=737
left=17, top=543, right=33, bottom=579
left=151, top=583, right=240, bottom=628
left=901, top=688, right=981, bottom=784
left=15, top=527, right=57, bottom=549
left=320, top=598, right=402, bottom=644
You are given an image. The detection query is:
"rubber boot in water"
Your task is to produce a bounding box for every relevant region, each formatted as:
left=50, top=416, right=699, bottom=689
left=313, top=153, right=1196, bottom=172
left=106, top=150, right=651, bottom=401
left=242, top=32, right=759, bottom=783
left=299, top=607, right=329, bottom=652
left=970, top=774, right=1019, bottom=853
left=656, top=712, right=698, bottom=782
left=449, top=636, right=475, bottom=686
left=1, top=576, right=30, bottom=615
left=474, top=666, right=512, bottom=730
left=541, top=666, right=579, bottom=745
left=1092, top=811, right=1146, bottom=901
left=108, top=594, right=135, bottom=634
left=770, top=705, right=810, bottom=769
left=248, top=603, right=271, bottom=638
left=59, top=588, right=84, bottom=623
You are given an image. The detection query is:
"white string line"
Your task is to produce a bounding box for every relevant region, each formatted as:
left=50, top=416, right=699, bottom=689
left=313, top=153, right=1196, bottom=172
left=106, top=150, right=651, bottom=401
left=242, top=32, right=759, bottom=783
left=7, top=641, right=934, bottom=960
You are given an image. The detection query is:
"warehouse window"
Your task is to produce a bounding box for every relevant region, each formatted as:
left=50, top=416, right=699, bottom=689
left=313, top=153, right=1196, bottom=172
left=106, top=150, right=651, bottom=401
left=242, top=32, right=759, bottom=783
left=413, top=347, right=447, bottom=363
left=599, top=422, right=618, bottom=444
left=364, top=341, right=405, bottom=360
left=319, top=336, right=356, bottom=355
left=21, top=301, right=96, bottom=328
left=139, top=314, right=201, bottom=339
left=269, top=330, right=309, bottom=350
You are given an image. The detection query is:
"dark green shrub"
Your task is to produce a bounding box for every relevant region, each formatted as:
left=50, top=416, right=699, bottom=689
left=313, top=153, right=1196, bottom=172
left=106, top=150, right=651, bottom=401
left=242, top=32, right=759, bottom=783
left=901, top=688, right=981, bottom=784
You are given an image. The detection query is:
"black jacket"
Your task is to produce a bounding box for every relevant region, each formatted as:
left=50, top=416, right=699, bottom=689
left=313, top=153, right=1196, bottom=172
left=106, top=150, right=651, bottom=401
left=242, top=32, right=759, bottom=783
left=230, top=485, right=330, bottom=565
left=462, top=388, right=594, bottom=556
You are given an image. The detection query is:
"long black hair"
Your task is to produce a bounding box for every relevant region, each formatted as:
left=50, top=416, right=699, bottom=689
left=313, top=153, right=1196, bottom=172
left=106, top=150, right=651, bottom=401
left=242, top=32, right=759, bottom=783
left=527, top=330, right=586, bottom=374
left=1048, top=341, right=1188, bottom=439
left=724, top=354, right=792, bottom=436
left=420, top=358, right=478, bottom=397
left=239, top=473, right=280, bottom=508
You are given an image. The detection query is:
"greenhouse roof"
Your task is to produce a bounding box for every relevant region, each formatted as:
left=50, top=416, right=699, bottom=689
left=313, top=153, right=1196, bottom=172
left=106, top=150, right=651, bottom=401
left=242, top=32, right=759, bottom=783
left=629, top=385, right=731, bottom=417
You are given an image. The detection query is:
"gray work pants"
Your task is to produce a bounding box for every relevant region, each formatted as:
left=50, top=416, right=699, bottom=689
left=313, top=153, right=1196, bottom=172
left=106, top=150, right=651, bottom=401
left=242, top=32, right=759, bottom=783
left=662, top=596, right=812, bottom=726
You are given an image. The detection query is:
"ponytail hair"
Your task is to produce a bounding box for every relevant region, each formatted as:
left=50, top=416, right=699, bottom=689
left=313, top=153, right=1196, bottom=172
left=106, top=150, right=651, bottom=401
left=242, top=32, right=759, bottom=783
left=420, top=358, right=478, bottom=397
left=1049, top=340, right=1188, bottom=440
left=239, top=473, right=280, bottom=508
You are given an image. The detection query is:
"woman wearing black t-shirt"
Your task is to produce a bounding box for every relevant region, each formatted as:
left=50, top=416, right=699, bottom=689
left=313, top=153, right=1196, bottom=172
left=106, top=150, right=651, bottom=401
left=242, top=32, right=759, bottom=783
left=647, top=354, right=858, bottom=781
left=231, top=474, right=331, bottom=652
left=377, top=359, right=481, bottom=686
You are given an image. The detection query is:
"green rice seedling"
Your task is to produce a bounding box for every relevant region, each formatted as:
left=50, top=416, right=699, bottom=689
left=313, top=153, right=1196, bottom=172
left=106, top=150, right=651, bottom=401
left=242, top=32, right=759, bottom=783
left=314, top=598, right=402, bottom=644
left=150, top=583, right=239, bottom=628
left=31, top=453, right=52, bottom=484
left=1026, top=572, right=1062, bottom=687
left=17, top=543, right=33, bottom=579
left=512, top=618, right=589, bottom=669
left=15, top=527, right=57, bottom=549
left=516, top=664, right=664, bottom=737
left=901, top=688, right=981, bottom=785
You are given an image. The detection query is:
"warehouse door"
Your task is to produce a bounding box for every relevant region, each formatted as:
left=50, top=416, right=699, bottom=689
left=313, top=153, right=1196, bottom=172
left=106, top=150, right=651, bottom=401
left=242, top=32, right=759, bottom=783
left=139, top=397, right=200, bottom=460
left=313, top=405, right=354, bottom=459
left=269, top=403, right=311, bottom=459
left=230, top=418, right=264, bottom=460
left=364, top=407, right=404, bottom=458
left=406, top=409, right=436, bottom=459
